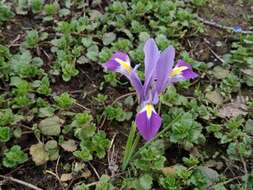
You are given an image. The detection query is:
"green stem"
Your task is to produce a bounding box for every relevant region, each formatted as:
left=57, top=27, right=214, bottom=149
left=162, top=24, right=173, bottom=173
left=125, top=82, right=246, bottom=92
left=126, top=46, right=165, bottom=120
left=122, top=123, right=136, bottom=168
left=122, top=134, right=140, bottom=170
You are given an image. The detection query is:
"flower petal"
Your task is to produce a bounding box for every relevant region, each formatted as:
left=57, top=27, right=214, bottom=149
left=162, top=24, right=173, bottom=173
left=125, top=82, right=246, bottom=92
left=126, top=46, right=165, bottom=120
left=135, top=105, right=161, bottom=141
left=170, top=60, right=198, bottom=81
left=103, top=52, right=144, bottom=101
left=129, top=65, right=143, bottom=102
left=156, top=46, right=175, bottom=94
left=102, top=52, right=131, bottom=74
left=102, top=58, right=120, bottom=71
left=143, top=39, right=160, bottom=97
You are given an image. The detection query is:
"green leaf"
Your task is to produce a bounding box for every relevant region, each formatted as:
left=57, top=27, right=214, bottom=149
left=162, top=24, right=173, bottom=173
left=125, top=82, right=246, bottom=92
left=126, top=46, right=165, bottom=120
left=38, top=116, right=63, bottom=136
left=122, top=122, right=140, bottom=170
left=86, top=45, right=99, bottom=61
left=73, top=147, right=93, bottom=161
left=0, top=109, right=14, bottom=127
left=96, top=175, right=114, bottom=190
left=54, top=92, right=76, bottom=109
left=44, top=3, right=58, bottom=16
left=24, top=30, right=39, bottom=48
left=0, top=2, right=14, bottom=24
left=0, top=127, right=11, bottom=142
left=81, top=37, right=93, bottom=48
left=245, top=119, right=253, bottom=136
left=134, top=140, right=166, bottom=171
left=212, top=66, right=230, bottom=79
left=31, top=0, right=44, bottom=13
left=10, top=51, right=40, bottom=78
left=78, top=124, right=96, bottom=139
left=45, top=140, right=59, bottom=161
left=133, top=175, right=153, bottom=190
left=36, top=76, right=52, bottom=95
left=139, top=32, right=150, bottom=42
left=38, top=106, right=55, bottom=118
left=105, top=106, right=132, bottom=122
left=73, top=183, right=89, bottom=190
left=3, top=145, right=28, bottom=168
left=159, top=175, right=181, bottom=190
left=102, top=32, right=116, bottom=46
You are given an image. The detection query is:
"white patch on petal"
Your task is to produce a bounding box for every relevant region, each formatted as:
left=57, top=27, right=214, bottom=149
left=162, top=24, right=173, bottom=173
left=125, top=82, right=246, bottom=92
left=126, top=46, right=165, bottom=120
left=115, top=58, right=132, bottom=73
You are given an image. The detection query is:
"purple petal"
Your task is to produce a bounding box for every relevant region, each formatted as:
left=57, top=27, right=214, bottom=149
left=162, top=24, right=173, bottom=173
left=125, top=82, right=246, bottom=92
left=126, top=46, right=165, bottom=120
left=112, top=52, right=130, bottom=63
left=171, top=60, right=198, bottom=81
left=102, top=59, right=120, bottom=71
left=129, top=65, right=143, bottom=101
left=175, top=59, right=191, bottom=68
left=143, top=39, right=160, bottom=97
left=156, top=46, right=175, bottom=94
left=152, top=91, right=159, bottom=105
left=233, top=25, right=242, bottom=33
left=102, top=51, right=130, bottom=72
left=135, top=107, right=161, bottom=141
left=103, top=52, right=143, bottom=100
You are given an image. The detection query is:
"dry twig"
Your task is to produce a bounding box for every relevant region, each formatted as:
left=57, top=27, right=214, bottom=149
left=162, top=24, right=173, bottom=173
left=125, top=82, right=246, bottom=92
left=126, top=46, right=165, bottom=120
left=88, top=162, right=100, bottom=179
left=197, top=15, right=253, bottom=34
left=0, top=175, right=43, bottom=190
left=203, top=38, right=225, bottom=63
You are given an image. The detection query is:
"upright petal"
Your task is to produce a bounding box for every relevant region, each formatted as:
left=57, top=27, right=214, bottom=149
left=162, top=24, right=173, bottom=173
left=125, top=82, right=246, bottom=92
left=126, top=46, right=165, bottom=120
left=156, top=46, right=175, bottom=94
left=143, top=39, right=160, bottom=97
left=170, top=60, right=198, bottom=81
left=135, top=104, right=161, bottom=141
left=129, top=65, right=143, bottom=102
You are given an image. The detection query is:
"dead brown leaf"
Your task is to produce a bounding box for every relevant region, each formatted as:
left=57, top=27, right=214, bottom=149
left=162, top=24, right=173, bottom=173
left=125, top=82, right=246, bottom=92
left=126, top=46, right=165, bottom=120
left=218, top=96, right=248, bottom=118
left=161, top=166, right=177, bottom=175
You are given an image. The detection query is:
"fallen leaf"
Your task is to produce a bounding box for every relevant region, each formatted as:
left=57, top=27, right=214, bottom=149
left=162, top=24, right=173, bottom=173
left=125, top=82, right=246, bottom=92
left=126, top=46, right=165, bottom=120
left=161, top=166, right=177, bottom=175
left=245, top=119, right=253, bottom=135
left=60, top=173, right=73, bottom=182
left=218, top=97, right=248, bottom=118
left=60, top=139, right=77, bottom=152
left=198, top=166, right=219, bottom=186
left=205, top=160, right=224, bottom=170
left=206, top=91, right=223, bottom=105
left=212, top=66, right=230, bottom=79
left=82, top=170, right=92, bottom=179
left=30, top=143, right=49, bottom=166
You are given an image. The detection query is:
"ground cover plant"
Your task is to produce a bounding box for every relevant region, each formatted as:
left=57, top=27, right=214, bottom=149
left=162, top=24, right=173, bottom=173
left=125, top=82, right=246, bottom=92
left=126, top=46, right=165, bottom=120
left=0, top=0, right=253, bottom=189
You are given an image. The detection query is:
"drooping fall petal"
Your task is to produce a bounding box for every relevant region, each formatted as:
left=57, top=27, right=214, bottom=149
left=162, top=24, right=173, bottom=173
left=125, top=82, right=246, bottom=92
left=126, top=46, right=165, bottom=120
left=170, top=60, right=198, bottom=81
left=135, top=104, right=161, bottom=141
left=102, top=52, right=132, bottom=74
left=102, top=52, right=143, bottom=101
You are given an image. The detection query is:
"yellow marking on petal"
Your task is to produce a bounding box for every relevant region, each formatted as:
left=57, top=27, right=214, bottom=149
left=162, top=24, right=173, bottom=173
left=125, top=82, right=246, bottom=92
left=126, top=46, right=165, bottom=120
left=145, top=104, right=153, bottom=118
left=115, top=58, right=132, bottom=73
left=170, top=66, right=188, bottom=77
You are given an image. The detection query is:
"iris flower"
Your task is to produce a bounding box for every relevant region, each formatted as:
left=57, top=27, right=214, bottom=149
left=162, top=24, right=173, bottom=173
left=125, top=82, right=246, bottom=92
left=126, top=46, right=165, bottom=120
left=102, top=38, right=198, bottom=141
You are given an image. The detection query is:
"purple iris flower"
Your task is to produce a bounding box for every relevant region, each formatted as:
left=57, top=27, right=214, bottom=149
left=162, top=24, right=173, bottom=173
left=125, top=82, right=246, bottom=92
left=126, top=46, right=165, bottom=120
left=102, top=38, right=198, bottom=141
left=233, top=25, right=242, bottom=33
